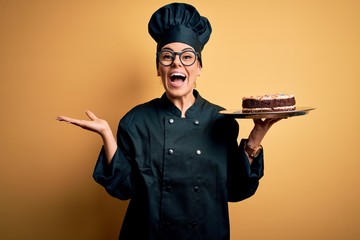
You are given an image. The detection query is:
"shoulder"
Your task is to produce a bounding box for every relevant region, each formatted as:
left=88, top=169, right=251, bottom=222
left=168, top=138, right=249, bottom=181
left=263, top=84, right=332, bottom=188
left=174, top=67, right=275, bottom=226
left=198, top=94, right=239, bottom=134
left=130, top=98, right=162, bottom=114
left=118, top=98, right=162, bottom=128
left=197, top=94, right=226, bottom=120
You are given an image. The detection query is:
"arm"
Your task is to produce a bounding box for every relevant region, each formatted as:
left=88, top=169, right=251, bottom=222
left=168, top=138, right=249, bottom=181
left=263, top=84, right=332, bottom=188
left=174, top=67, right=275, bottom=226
left=227, top=118, right=283, bottom=202
left=227, top=138, right=264, bottom=202
left=245, top=118, right=282, bottom=164
left=56, top=110, right=116, bottom=164
left=57, top=110, right=134, bottom=199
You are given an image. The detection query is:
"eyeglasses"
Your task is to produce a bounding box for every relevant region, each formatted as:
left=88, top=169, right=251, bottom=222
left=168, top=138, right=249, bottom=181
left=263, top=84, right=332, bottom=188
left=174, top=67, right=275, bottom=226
left=157, top=50, right=199, bottom=66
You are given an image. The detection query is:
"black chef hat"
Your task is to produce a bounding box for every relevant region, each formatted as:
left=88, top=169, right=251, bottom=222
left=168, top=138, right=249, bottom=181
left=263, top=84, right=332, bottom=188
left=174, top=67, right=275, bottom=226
left=148, top=3, right=212, bottom=66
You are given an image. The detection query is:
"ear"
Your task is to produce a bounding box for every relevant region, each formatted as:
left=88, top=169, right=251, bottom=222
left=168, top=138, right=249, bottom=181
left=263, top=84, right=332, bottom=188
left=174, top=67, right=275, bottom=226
left=197, top=65, right=202, bottom=76
left=157, top=68, right=160, bottom=77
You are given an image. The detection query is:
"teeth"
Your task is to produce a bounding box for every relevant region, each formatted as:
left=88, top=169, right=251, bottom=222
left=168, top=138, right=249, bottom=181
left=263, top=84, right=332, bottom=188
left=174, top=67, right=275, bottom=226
left=171, top=73, right=185, bottom=77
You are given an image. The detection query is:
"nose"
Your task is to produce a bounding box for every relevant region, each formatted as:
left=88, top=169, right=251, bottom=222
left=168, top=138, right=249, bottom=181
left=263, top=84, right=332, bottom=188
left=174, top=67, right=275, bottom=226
left=172, top=54, right=182, bottom=66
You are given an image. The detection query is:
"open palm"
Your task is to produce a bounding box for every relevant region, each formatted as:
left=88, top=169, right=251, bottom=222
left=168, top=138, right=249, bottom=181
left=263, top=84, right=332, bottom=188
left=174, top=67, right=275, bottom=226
left=56, top=110, right=110, bottom=135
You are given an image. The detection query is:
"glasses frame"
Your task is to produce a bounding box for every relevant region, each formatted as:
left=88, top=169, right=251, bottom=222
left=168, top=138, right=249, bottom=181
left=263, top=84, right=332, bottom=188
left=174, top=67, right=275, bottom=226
left=157, top=50, right=199, bottom=67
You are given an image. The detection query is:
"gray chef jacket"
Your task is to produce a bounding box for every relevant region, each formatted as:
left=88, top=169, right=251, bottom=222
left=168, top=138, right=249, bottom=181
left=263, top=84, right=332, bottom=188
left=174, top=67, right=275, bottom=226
left=93, top=90, right=264, bottom=240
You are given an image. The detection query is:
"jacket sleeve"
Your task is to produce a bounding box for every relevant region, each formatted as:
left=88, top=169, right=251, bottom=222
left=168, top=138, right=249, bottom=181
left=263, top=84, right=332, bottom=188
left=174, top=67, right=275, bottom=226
left=227, top=122, right=264, bottom=202
left=92, top=120, right=135, bottom=200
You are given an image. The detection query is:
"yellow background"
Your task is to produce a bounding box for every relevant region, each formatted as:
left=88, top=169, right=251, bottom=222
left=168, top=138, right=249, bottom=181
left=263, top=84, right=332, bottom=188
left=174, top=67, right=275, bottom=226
left=1, top=0, right=359, bottom=239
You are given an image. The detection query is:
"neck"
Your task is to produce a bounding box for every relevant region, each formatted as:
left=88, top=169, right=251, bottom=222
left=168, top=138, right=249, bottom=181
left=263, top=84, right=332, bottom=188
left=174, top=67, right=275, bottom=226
left=167, top=92, right=196, bottom=118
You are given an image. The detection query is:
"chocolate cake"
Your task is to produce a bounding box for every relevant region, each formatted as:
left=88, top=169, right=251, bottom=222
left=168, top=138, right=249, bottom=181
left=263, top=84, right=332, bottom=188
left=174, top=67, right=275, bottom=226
left=242, top=93, right=296, bottom=113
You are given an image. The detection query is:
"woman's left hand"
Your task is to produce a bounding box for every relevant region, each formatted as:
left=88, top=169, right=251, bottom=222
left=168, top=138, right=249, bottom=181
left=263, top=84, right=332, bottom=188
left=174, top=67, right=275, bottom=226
left=247, top=118, right=283, bottom=147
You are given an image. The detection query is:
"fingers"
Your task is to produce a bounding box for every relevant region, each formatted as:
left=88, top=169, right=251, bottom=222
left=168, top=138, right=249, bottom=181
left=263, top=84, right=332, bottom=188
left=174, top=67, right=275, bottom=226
left=56, top=115, right=76, bottom=123
left=265, top=118, right=281, bottom=124
left=253, top=118, right=263, bottom=124
left=254, top=117, right=283, bottom=123
left=56, top=110, right=108, bottom=135
left=57, top=110, right=98, bottom=126
left=57, top=116, right=86, bottom=129
left=265, top=118, right=283, bottom=128
left=57, top=111, right=97, bottom=122
left=253, top=118, right=284, bottom=130
left=85, top=110, right=98, bottom=121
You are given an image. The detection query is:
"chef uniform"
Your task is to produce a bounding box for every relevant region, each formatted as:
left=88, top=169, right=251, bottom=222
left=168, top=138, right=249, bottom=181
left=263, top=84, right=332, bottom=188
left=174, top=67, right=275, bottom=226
left=93, top=3, right=264, bottom=240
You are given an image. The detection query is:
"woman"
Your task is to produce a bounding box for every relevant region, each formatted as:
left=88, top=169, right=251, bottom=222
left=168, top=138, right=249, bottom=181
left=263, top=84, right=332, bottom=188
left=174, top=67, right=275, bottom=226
left=57, top=3, right=281, bottom=240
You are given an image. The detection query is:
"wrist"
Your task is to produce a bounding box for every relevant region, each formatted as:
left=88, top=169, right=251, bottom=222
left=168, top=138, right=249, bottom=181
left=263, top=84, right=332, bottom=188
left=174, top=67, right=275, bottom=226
left=246, top=138, right=261, bottom=149
left=244, top=140, right=262, bottom=158
left=100, top=125, right=113, bottom=139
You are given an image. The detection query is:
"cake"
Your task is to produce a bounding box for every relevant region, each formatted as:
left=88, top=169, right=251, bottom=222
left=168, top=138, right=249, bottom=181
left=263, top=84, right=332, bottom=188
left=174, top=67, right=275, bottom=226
left=242, top=93, right=296, bottom=113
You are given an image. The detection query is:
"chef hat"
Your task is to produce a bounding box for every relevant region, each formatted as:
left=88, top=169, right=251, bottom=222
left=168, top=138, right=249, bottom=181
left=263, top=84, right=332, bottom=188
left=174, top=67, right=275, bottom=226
left=148, top=2, right=212, bottom=66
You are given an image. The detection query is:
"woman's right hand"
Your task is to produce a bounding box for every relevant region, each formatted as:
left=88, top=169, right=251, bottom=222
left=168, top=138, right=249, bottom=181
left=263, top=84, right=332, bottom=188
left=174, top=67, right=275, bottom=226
left=57, top=110, right=117, bottom=163
left=56, top=110, right=110, bottom=136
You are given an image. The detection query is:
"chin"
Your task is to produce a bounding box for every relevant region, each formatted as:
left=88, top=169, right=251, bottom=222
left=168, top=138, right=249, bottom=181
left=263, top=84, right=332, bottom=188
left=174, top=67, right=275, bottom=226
left=167, top=88, right=193, bottom=98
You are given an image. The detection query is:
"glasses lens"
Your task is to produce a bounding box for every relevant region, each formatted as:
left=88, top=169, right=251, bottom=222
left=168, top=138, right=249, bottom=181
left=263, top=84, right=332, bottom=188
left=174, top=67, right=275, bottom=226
left=180, top=51, right=196, bottom=66
left=159, top=51, right=174, bottom=66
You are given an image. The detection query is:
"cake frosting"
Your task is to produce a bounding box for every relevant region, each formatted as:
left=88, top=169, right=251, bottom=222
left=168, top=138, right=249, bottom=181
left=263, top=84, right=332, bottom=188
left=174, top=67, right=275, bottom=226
left=242, top=93, right=296, bottom=112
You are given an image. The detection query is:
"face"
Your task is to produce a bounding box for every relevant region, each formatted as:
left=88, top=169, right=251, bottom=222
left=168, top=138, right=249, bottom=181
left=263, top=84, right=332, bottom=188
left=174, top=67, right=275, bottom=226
left=157, top=42, right=202, bottom=101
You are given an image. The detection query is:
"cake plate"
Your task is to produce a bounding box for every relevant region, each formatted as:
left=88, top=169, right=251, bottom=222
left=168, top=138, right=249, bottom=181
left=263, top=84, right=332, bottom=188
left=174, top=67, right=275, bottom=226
left=219, top=107, right=315, bottom=119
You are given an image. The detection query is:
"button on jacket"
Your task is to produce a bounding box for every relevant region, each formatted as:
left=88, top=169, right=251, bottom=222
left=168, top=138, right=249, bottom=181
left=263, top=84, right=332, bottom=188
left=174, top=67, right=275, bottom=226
left=93, top=90, right=264, bottom=240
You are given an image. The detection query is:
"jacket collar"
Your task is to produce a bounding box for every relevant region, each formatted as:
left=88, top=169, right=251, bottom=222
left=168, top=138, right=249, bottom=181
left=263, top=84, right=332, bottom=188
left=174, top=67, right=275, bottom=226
left=161, top=90, right=204, bottom=118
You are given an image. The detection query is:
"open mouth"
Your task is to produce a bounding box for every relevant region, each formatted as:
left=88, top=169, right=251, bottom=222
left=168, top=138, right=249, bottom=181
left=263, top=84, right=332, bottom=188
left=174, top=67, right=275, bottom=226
left=170, top=73, right=186, bottom=82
